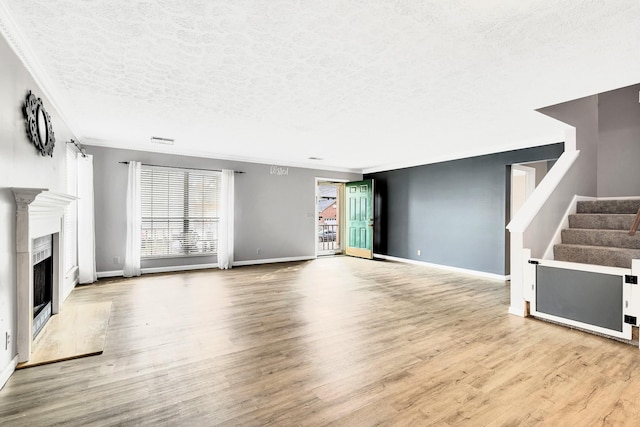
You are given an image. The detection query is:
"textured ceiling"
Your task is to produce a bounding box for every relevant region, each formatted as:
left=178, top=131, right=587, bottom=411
left=2, top=1, right=640, bottom=172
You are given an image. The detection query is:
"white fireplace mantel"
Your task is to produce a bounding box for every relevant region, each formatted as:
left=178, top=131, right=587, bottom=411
left=12, top=187, right=76, bottom=363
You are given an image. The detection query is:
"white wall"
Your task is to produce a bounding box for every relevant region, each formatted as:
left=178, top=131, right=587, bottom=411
left=0, top=34, right=74, bottom=381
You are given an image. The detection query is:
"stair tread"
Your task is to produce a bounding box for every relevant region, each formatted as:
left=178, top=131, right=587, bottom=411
left=561, top=228, right=640, bottom=249
left=568, top=213, right=635, bottom=230
left=577, top=199, right=640, bottom=214
left=554, top=244, right=639, bottom=268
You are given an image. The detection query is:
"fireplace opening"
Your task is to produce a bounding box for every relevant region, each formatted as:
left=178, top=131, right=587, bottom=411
left=32, top=235, right=53, bottom=338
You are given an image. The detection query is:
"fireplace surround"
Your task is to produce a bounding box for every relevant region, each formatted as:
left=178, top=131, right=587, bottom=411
left=13, top=188, right=75, bottom=363
left=32, top=234, right=53, bottom=338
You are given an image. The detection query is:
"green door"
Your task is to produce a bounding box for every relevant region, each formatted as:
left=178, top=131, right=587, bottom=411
left=345, top=179, right=374, bottom=259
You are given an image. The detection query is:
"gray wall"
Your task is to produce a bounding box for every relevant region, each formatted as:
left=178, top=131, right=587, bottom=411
left=524, top=95, right=600, bottom=259
left=366, top=144, right=564, bottom=276
left=0, top=35, right=76, bottom=375
left=597, top=83, right=640, bottom=197
left=86, top=145, right=361, bottom=274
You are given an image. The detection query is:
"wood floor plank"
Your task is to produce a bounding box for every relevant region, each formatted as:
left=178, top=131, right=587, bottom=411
left=2, top=256, right=640, bottom=425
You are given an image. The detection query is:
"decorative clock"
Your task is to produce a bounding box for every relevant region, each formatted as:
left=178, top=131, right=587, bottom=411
left=23, top=90, right=55, bottom=157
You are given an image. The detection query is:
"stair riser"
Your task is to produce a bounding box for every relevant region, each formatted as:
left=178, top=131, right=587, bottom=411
left=561, top=229, right=640, bottom=249
left=568, top=214, right=635, bottom=230
left=577, top=200, right=640, bottom=214
left=554, top=245, right=640, bottom=269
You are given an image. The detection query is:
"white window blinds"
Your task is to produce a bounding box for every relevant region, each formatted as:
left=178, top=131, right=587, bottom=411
left=64, top=147, right=78, bottom=274
left=140, top=166, right=220, bottom=258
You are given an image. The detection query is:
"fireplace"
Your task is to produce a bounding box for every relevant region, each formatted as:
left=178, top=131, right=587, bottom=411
left=32, top=235, right=53, bottom=338
left=13, top=188, right=75, bottom=363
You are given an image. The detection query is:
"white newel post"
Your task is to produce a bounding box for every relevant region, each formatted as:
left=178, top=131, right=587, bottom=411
left=12, top=188, right=76, bottom=363
left=509, top=231, right=528, bottom=317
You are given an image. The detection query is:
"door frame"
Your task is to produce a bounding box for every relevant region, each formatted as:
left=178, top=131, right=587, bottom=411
left=510, top=164, right=536, bottom=220
left=315, top=178, right=349, bottom=257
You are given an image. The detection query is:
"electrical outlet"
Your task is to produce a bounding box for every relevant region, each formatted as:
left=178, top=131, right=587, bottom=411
left=5, top=332, right=10, bottom=350
left=417, top=249, right=421, bottom=256
left=256, top=248, right=261, bottom=254
left=113, top=256, right=120, bottom=264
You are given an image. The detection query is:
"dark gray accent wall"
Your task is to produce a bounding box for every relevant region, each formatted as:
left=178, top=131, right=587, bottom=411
left=597, top=83, right=640, bottom=197
left=87, top=145, right=361, bottom=273
left=366, top=143, right=564, bottom=275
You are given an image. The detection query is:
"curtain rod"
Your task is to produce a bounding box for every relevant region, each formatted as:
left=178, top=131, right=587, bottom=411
left=66, top=139, right=87, bottom=157
left=119, top=161, right=244, bottom=174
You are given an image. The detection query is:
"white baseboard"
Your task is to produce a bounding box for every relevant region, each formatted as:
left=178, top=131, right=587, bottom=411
left=233, top=256, right=315, bottom=267
left=97, top=256, right=316, bottom=278
left=141, top=263, right=218, bottom=275
left=508, top=305, right=527, bottom=317
left=62, top=279, right=78, bottom=302
left=97, top=270, right=123, bottom=279
left=374, top=254, right=509, bottom=281
left=0, top=356, right=18, bottom=390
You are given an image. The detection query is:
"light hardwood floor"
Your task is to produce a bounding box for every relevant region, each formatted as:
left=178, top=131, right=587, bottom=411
left=2, top=256, right=640, bottom=426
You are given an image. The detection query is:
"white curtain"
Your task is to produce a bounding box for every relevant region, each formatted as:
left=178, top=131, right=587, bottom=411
left=124, top=161, right=142, bottom=277
left=77, top=154, right=97, bottom=284
left=218, top=169, right=235, bottom=270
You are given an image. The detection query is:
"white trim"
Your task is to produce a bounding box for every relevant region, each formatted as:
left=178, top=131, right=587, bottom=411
left=0, top=1, right=76, bottom=134
left=315, top=178, right=346, bottom=258
left=532, top=311, right=631, bottom=341
left=374, top=254, right=509, bottom=281
left=531, top=258, right=631, bottom=277
left=595, top=196, right=640, bottom=201
left=363, top=134, right=565, bottom=174
left=97, top=256, right=316, bottom=278
left=233, top=256, right=316, bottom=267
left=529, top=259, right=633, bottom=341
left=141, top=263, right=218, bottom=275
left=507, top=150, right=580, bottom=233
left=316, top=177, right=350, bottom=183
left=63, top=276, right=78, bottom=302
left=97, top=270, right=123, bottom=279
left=508, top=305, right=527, bottom=317
left=0, top=356, right=18, bottom=390
left=511, top=164, right=536, bottom=221
left=85, top=140, right=363, bottom=174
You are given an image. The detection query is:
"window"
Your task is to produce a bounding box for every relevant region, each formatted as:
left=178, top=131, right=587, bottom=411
left=140, top=166, right=220, bottom=258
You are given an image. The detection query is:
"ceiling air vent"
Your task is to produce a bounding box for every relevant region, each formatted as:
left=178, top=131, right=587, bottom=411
left=150, top=136, right=174, bottom=145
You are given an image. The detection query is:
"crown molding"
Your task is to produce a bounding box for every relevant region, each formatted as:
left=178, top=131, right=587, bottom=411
left=362, top=133, right=566, bottom=174
left=0, top=0, right=76, bottom=134
left=82, top=138, right=365, bottom=175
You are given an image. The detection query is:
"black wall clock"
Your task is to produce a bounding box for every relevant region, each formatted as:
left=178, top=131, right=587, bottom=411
left=23, top=90, right=55, bottom=157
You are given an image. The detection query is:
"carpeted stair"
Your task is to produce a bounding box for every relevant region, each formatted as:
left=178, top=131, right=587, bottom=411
left=554, top=199, right=640, bottom=268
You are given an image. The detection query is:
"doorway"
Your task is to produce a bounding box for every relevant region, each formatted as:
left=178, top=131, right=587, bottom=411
left=316, top=180, right=345, bottom=255
left=506, top=159, right=554, bottom=275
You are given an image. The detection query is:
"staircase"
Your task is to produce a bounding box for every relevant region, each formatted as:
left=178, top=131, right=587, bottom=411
left=554, top=199, right=640, bottom=268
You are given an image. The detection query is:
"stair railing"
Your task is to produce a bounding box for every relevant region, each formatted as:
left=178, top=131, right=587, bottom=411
left=630, top=208, right=640, bottom=236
